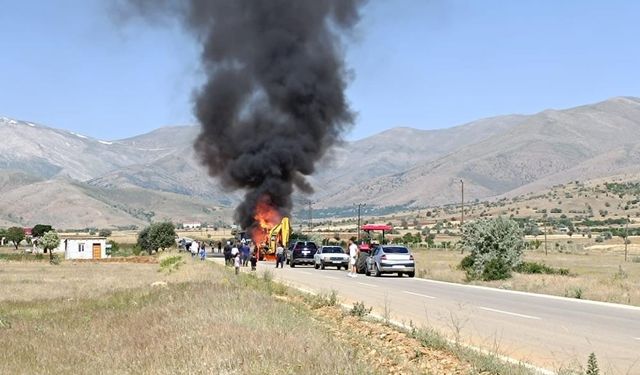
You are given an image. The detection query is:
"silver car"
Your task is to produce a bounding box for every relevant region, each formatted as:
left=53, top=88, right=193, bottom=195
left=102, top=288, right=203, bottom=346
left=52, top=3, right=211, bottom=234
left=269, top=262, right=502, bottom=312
left=314, top=246, right=349, bottom=270
left=365, top=245, right=415, bottom=277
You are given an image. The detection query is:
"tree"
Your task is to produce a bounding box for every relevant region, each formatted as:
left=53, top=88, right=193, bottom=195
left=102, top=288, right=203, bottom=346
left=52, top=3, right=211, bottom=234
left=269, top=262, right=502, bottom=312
left=6, top=227, right=25, bottom=250
left=32, top=224, right=53, bottom=238
left=459, top=217, right=524, bottom=280
left=40, top=231, right=60, bottom=264
left=586, top=352, right=599, bottom=375
left=137, top=222, right=176, bottom=255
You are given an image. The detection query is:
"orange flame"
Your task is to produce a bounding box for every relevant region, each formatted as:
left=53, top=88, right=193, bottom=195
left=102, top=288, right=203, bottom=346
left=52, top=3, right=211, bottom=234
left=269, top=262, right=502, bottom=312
left=250, top=195, right=281, bottom=245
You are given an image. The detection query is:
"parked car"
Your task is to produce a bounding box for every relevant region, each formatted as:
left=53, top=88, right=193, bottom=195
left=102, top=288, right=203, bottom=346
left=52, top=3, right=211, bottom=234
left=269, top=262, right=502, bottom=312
left=314, top=245, right=349, bottom=270
left=365, top=245, right=415, bottom=277
left=286, top=241, right=318, bottom=267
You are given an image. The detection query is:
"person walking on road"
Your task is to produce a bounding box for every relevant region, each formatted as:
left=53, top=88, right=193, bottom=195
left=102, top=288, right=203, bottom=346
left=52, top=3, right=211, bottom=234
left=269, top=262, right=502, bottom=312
left=275, top=242, right=285, bottom=268
left=348, top=239, right=358, bottom=278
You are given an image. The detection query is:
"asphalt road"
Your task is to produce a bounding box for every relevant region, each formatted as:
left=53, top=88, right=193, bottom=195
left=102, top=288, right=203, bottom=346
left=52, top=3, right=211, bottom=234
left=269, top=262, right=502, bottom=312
left=209, top=256, right=640, bottom=374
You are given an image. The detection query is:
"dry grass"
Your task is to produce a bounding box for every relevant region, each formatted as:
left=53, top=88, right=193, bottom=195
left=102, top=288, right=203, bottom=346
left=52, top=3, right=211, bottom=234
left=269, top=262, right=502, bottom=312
left=0, top=258, right=373, bottom=374
left=412, top=247, right=640, bottom=306
left=1, top=256, right=511, bottom=374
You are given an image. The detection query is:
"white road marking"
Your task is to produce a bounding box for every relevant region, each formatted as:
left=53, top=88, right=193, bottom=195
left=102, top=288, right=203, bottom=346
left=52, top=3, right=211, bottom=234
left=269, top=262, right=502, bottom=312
left=403, top=291, right=436, bottom=299
left=634, top=337, right=640, bottom=341
left=479, top=306, right=541, bottom=320
left=357, top=282, right=376, bottom=287
left=411, top=277, right=640, bottom=311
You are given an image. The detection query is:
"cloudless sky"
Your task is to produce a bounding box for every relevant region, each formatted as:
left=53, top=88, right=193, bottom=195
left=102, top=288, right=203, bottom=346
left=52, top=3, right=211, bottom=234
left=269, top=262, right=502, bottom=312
left=1, top=0, right=639, bottom=141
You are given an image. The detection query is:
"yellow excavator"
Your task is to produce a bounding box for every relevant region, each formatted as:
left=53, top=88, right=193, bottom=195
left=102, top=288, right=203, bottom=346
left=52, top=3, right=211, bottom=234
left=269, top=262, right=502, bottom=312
left=259, top=217, right=291, bottom=261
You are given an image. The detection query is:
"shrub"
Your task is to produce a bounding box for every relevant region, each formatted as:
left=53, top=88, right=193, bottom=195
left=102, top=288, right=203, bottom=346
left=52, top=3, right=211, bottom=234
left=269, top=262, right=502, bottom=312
left=131, top=245, right=142, bottom=256
left=305, top=291, right=338, bottom=309
left=459, top=217, right=524, bottom=280
left=514, top=261, right=570, bottom=276
left=98, top=229, right=112, bottom=237
left=350, top=301, right=372, bottom=317
left=458, top=255, right=474, bottom=271
left=481, top=258, right=512, bottom=281
left=159, top=255, right=184, bottom=273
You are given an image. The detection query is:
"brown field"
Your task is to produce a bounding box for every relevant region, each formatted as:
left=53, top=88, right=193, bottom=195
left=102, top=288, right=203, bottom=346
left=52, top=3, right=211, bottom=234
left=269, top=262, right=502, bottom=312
left=108, top=229, right=232, bottom=245
left=413, top=244, right=640, bottom=306
left=0, top=256, right=532, bottom=374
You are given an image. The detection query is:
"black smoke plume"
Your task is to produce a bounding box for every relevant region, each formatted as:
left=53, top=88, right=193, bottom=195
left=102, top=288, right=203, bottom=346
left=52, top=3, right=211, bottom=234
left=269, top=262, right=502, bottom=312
left=121, top=0, right=363, bottom=233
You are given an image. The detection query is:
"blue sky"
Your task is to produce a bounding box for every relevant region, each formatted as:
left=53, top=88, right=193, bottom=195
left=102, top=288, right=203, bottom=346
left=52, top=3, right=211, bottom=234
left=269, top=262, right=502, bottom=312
left=1, top=0, right=639, bottom=141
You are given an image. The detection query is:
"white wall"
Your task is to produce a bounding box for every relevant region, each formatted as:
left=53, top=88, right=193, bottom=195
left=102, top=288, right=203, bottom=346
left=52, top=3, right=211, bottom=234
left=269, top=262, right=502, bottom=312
left=58, top=239, right=107, bottom=260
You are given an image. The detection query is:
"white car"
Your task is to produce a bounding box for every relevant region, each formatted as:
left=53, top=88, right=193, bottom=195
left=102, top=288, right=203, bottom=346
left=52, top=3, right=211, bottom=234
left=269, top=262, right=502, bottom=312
left=314, top=246, right=349, bottom=270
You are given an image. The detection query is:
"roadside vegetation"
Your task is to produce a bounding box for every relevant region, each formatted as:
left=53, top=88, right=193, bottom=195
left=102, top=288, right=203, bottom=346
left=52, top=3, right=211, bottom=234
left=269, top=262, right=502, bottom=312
left=0, top=255, right=550, bottom=374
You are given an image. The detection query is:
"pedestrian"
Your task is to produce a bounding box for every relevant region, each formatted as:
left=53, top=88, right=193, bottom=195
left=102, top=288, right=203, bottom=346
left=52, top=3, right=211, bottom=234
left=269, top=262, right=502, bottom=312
left=348, top=239, right=358, bottom=278
left=231, top=242, right=239, bottom=263
left=217, top=241, right=222, bottom=254
left=190, top=241, right=198, bottom=258
left=199, top=243, right=206, bottom=261
left=223, top=241, right=232, bottom=265
left=241, top=242, right=250, bottom=267
left=250, top=250, right=257, bottom=271
left=234, top=252, right=241, bottom=275
left=275, top=241, right=285, bottom=268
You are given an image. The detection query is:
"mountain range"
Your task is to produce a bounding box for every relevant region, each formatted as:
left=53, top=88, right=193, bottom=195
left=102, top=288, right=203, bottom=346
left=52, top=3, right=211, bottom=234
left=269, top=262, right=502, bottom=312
left=1, top=96, right=639, bottom=228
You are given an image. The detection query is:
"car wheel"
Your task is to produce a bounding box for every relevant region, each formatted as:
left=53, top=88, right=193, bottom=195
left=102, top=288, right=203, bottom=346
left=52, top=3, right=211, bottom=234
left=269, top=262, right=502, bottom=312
left=314, top=262, right=319, bottom=269
left=373, top=264, right=381, bottom=277
left=290, top=260, right=295, bottom=268
left=320, top=261, right=325, bottom=270
left=408, top=272, right=415, bottom=278
left=365, top=263, right=371, bottom=276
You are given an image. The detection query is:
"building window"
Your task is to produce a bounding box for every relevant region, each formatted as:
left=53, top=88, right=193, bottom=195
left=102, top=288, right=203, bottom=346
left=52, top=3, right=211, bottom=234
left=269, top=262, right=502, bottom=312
left=78, top=243, right=84, bottom=252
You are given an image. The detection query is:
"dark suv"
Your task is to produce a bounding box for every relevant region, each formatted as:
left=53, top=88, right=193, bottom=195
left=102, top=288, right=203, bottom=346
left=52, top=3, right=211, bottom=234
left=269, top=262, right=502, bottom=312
left=286, top=241, right=318, bottom=267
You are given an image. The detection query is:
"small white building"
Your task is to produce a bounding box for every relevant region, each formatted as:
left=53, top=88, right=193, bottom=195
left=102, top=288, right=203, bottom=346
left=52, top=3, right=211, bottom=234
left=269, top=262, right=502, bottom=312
left=182, top=222, right=202, bottom=230
left=56, top=237, right=108, bottom=260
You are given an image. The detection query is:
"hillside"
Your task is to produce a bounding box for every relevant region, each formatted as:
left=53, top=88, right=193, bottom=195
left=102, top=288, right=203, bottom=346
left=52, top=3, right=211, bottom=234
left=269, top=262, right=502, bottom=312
left=2, top=96, right=640, bottom=227
left=320, top=97, right=640, bottom=208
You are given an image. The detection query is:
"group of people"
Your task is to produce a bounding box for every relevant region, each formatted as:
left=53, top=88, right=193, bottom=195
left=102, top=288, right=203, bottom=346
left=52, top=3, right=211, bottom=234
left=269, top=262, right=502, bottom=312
left=186, top=240, right=207, bottom=261
left=223, top=240, right=258, bottom=274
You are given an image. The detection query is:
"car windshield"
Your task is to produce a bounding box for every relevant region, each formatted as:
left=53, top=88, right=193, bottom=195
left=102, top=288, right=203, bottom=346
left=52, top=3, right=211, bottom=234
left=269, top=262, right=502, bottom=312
left=382, top=247, right=409, bottom=254
left=323, top=247, right=344, bottom=253
left=295, top=242, right=317, bottom=250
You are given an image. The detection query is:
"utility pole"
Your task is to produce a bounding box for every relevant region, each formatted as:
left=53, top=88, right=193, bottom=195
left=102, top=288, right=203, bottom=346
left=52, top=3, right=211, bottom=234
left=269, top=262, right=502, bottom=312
left=308, top=200, right=313, bottom=232
left=355, top=203, right=366, bottom=241
left=625, top=215, right=629, bottom=262
left=460, top=179, right=464, bottom=254
left=544, top=219, right=548, bottom=256
left=460, top=179, right=464, bottom=229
